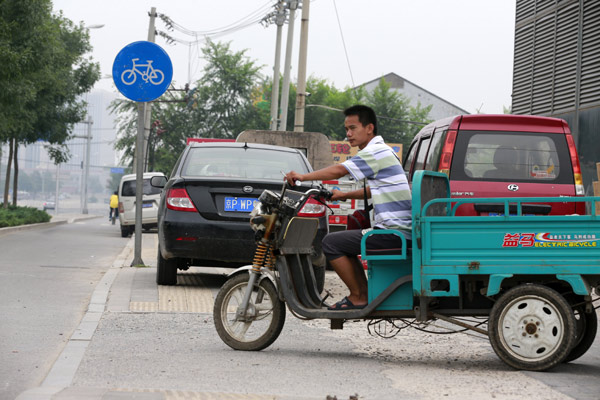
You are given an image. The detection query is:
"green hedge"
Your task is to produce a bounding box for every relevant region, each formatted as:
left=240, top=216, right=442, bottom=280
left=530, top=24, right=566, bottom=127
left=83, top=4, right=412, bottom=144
left=0, top=204, right=52, bottom=228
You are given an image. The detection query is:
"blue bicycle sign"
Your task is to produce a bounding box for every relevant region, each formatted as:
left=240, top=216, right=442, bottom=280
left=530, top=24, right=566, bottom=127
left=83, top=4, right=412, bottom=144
left=113, top=41, right=173, bottom=102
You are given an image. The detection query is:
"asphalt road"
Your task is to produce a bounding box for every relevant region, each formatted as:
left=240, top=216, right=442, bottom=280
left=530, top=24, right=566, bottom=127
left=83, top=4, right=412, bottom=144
left=0, top=217, right=127, bottom=400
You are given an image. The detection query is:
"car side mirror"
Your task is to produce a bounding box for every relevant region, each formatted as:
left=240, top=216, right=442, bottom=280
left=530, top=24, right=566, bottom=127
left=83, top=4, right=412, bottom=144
left=150, top=176, right=167, bottom=188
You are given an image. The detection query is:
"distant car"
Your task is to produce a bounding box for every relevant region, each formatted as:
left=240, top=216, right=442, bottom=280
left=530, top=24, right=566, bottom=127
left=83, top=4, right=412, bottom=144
left=118, top=172, right=165, bottom=237
left=151, top=142, right=328, bottom=290
left=42, top=201, right=55, bottom=211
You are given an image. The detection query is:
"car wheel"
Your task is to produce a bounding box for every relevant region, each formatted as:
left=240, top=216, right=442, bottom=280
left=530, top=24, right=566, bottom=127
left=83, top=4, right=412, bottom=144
left=120, top=225, right=129, bottom=238
left=488, top=284, right=576, bottom=371
left=156, top=248, right=178, bottom=285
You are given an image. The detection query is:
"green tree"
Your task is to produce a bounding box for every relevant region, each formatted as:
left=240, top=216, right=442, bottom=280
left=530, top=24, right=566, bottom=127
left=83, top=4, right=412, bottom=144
left=0, top=0, right=99, bottom=207
left=366, top=78, right=432, bottom=156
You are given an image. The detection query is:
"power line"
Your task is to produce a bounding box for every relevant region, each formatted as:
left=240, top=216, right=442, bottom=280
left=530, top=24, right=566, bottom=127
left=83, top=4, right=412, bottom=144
left=157, top=1, right=274, bottom=46
left=332, top=0, right=355, bottom=88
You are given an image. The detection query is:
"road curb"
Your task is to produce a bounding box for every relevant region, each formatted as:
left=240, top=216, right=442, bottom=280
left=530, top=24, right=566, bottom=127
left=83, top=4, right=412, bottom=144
left=0, top=215, right=101, bottom=236
left=15, top=236, right=133, bottom=400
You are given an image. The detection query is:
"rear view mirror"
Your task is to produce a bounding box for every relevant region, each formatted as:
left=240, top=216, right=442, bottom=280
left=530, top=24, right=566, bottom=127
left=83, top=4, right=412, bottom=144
left=150, top=175, right=167, bottom=188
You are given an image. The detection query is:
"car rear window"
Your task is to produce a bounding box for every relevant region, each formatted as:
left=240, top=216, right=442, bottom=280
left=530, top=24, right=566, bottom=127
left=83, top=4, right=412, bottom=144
left=450, top=131, right=573, bottom=184
left=182, top=147, right=309, bottom=179
left=121, top=178, right=162, bottom=197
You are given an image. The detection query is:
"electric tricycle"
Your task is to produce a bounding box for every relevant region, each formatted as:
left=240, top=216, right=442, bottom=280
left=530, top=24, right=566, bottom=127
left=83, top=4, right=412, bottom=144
left=213, top=170, right=600, bottom=371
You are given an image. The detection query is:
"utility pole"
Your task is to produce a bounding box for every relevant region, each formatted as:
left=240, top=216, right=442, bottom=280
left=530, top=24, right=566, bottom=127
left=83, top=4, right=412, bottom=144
left=73, top=115, right=93, bottom=214
left=54, top=163, right=60, bottom=216
left=294, top=0, right=310, bottom=132
left=143, top=8, right=157, bottom=173
left=278, top=0, right=298, bottom=131
left=82, top=116, right=92, bottom=214
left=132, top=7, right=157, bottom=267
left=269, top=1, right=286, bottom=131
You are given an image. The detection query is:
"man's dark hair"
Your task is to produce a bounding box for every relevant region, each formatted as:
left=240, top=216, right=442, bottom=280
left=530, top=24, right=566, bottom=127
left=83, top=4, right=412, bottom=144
left=344, top=105, right=377, bottom=135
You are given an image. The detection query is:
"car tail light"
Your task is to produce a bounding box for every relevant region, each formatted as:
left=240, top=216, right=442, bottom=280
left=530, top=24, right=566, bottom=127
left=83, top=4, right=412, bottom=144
left=118, top=202, right=124, bottom=214
left=166, top=188, right=198, bottom=212
left=565, top=134, right=584, bottom=196
left=329, top=215, right=348, bottom=225
left=298, top=197, right=326, bottom=217
left=438, top=129, right=457, bottom=176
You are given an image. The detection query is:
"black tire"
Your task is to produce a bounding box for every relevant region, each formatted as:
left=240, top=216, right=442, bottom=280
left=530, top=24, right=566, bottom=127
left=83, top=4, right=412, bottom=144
left=313, top=264, right=325, bottom=294
left=120, top=225, right=129, bottom=238
left=564, top=305, right=598, bottom=363
left=488, top=284, right=577, bottom=371
left=156, top=248, right=177, bottom=285
left=213, top=273, right=285, bottom=351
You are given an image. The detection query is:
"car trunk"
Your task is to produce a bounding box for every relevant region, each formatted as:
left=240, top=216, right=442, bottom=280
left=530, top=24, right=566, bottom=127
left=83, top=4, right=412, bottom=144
left=450, top=180, right=578, bottom=216
left=183, top=178, right=288, bottom=221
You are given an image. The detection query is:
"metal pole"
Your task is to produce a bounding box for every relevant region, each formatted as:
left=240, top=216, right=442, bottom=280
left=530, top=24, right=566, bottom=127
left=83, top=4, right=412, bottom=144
left=131, top=7, right=157, bottom=266
left=270, top=1, right=285, bottom=131
left=82, top=115, right=92, bottom=214
left=132, top=102, right=146, bottom=266
left=278, top=0, right=297, bottom=131
left=294, top=0, right=310, bottom=132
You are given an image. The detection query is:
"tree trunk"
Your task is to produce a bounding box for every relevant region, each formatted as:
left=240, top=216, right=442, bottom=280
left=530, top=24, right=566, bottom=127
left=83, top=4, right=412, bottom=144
left=12, top=143, right=18, bottom=206
left=3, top=138, right=13, bottom=208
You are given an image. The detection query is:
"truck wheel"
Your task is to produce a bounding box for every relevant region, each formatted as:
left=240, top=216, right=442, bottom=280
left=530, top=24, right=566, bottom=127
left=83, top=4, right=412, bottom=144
left=564, top=304, right=598, bottom=363
left=488, top=284, right=576, bottom=371
left=156, top=249, right=177, bottom=285
left=214, top=273, right=285, bottom=351
left=120, top=225, right=129, bottom=238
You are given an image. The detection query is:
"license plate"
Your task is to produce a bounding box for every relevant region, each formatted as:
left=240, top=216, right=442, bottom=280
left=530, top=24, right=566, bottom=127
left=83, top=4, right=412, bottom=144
left=142, top=202, right=153, bottom=208
left=225, top=197, right=258, bottom=212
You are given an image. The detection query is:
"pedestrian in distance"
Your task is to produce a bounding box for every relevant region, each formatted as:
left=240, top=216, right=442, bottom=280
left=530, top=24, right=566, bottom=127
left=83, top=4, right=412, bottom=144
left=284, top=104, right=412, bottom=310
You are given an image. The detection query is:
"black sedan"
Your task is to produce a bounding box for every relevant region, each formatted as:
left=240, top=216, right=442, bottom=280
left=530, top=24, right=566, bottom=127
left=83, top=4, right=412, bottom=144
left=151, top=142, right=328, bottom=290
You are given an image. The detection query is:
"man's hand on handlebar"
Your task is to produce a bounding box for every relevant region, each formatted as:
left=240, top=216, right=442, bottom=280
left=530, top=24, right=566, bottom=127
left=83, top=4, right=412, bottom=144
left=330, top=189, right=346, bottom=202
left=284, top=171, right=303, bottom=186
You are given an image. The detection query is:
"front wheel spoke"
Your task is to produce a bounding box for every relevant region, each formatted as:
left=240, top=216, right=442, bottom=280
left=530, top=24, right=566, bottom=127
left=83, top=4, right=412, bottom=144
left=232, top=320, right=251, bottom=338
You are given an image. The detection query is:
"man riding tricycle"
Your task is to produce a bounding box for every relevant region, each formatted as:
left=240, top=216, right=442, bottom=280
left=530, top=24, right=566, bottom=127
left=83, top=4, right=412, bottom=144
left=213, top=106, right=599, bottom=371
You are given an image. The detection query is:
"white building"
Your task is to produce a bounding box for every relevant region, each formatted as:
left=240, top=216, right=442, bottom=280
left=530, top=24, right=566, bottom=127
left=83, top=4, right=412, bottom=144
left=360, top=72, right=469, bottom=121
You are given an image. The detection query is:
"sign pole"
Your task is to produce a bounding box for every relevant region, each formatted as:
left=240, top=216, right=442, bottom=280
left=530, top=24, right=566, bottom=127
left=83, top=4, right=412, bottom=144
left=131, top=102, right=146, bottom=266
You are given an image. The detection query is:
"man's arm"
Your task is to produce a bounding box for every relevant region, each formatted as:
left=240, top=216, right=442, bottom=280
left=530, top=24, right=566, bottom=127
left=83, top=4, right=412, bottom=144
left=332, top=186, right=371, bottom=201
left=285, top=164, right=349, bottom=185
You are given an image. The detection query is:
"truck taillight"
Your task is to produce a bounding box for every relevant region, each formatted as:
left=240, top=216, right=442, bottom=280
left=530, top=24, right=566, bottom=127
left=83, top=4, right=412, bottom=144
left=438, top=129, right=457, bottom=176
left=298, top=197, right=326, bottom=217
left=118, top=202, right=124, bottom=214
left=166, top=188, right=197, bottom=212
left=566, top=134, right=584, bottom=195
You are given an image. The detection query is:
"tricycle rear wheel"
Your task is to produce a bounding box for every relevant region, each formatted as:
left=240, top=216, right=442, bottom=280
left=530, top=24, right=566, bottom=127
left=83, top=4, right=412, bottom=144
left=213, top=273, right=285, bottom=351
left=488, top=284, right=576, bottom=371
left=564, top=303, right=597, bottom=363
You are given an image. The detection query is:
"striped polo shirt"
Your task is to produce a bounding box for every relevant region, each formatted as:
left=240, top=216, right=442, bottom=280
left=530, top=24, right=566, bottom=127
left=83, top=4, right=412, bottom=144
left=342, top=136, right=412, bottom=238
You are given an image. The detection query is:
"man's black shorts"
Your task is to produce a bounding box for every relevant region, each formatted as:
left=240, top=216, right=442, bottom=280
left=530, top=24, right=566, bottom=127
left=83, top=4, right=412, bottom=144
left=322, top=229, right=410, bottom=261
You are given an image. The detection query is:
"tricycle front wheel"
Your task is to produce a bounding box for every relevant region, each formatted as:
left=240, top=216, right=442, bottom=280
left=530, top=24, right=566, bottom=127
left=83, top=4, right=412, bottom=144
left=213, top=273, right=285, bottom=351
left=488, top=284, right=576, bottom=371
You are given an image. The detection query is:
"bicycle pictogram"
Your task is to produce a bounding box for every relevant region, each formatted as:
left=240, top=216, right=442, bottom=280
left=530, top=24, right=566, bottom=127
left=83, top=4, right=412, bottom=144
left=120, top=58, right=165, bottom=86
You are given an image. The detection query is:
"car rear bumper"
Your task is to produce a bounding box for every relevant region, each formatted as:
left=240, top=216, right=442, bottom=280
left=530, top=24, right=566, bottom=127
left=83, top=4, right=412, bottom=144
left=159, top=211, right=326, bottom=266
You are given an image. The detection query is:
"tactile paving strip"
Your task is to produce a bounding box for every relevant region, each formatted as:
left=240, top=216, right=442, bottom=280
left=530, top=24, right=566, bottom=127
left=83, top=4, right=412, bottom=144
left=130, top=273, right=214, bottom=313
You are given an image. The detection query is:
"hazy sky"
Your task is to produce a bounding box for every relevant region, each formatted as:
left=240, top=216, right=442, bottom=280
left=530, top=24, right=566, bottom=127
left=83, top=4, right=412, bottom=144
left=52, top=0, right=516, bottom=115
